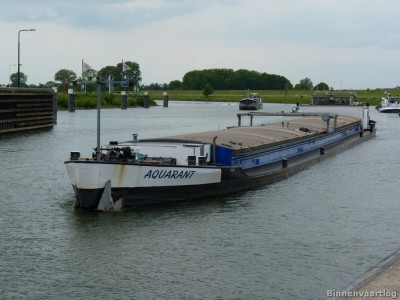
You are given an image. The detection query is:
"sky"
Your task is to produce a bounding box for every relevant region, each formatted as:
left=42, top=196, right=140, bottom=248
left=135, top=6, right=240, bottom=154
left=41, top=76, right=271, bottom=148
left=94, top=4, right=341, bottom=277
left=1, top=0, right=400, bottom=90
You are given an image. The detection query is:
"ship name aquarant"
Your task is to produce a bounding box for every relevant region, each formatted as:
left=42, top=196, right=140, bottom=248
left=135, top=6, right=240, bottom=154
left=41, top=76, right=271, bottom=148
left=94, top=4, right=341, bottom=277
left=143, top=169, right=196, bottom=179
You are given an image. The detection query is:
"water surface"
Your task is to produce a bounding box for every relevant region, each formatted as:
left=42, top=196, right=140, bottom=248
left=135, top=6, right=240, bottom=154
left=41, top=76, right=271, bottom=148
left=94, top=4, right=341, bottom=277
left=1, top=101, right=399, bottom=299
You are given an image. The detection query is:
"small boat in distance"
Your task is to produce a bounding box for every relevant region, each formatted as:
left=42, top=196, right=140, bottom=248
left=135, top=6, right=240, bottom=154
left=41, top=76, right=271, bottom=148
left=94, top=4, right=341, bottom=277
left=239, top=92, right=263, bottom=110
left=312, top=91, right=357, bottom=105
left=375, top=95, right=400, bottom=113
left=291, top=103, right=301, bottom=113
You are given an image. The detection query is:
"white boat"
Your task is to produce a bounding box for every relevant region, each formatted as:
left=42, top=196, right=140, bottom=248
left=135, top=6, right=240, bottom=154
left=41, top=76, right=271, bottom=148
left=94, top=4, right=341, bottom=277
left=291, top=103, right=301, bottom=113
left=65, top=105, right=376, bottom=211
left=375, top=96, right=400, bottom=113
left=239, top=93, right=263, bottom=110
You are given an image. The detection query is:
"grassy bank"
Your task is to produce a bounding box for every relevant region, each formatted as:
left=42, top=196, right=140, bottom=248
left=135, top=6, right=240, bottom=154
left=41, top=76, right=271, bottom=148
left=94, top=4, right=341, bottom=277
left=57, top=89, right=394, bottom=109
left=57, top=92, right=157, bottom=109
left=144, top=89, right=394, bottom=106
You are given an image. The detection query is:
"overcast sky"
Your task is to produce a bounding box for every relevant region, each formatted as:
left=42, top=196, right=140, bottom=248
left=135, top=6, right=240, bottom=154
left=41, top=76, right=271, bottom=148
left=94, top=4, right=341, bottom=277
left=1, top=0, right=399, bottom=89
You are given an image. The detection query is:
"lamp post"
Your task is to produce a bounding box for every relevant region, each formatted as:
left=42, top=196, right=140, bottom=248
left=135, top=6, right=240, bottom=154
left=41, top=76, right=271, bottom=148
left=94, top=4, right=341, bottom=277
left=18, top=28, right=36, bottom=87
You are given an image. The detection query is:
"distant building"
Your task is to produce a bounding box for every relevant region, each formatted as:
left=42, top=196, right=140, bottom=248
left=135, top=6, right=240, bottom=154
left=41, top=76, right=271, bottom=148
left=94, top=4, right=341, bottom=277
left=312, top=91, right=357, bottom=105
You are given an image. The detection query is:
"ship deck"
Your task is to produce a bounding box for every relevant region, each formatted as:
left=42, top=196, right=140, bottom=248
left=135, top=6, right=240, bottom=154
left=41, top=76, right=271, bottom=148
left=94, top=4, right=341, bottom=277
left=164, top=115, right=361, bottom=152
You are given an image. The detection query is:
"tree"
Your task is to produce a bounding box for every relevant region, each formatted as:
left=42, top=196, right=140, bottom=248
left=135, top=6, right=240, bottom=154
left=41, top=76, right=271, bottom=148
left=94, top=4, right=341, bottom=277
left=45, top=81, right=56, bottom=88
left=284, top=82, right=291, bottom=96
left=10, top=72, right=27, bottom=87
left=54, top=69, right=77, bottom=85
left=182, top=68, right=292, bottom=90
left=203, top=83, right=214, bottom=97
left=98, top=66, right=118, bottom=81
left=97, top=61, right=141, bottom=92
left=230, top=69, right=259, bottom=90
left=143, top=83, right=167, bottom=90
left=182, top=70, right=208, bottom=89
left=82, top=68, right=97, bottom=81
left=115, top=61, right=141, bottom=91
left=294, top=77, right=313, bottom=90
left=116, top=61, right=141, bottom=82
left=168, top=80, right=182, bottom=90
left=313, top=82, right=329, bottom=91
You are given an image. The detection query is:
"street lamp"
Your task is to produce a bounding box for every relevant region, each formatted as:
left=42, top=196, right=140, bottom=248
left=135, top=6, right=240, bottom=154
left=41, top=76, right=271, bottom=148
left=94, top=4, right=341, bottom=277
left=18, top=28, right=36, bottom=87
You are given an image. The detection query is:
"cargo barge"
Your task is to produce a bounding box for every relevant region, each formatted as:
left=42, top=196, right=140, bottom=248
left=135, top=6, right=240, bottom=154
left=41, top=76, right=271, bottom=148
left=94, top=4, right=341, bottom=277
left=65, top=107, right=376, bottom=210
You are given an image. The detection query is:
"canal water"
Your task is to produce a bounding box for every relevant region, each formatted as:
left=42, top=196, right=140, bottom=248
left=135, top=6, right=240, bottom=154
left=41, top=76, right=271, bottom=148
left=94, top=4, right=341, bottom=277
left=1, top=101, right=399, bottom=299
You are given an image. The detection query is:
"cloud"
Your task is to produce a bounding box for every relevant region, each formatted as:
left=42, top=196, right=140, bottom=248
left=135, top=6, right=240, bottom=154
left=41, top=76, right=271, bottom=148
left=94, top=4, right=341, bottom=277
left=1, top=0, right=240, bottom=29
left=1, top=0, right=400, bottom=89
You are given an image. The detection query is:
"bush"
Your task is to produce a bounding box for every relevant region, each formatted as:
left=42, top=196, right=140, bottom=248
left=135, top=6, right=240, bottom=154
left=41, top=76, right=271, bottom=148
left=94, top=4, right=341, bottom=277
left=79, top=97, right=97, bottom=109
left=57, top=93, right=68, bottom=109
left=103, top=93, right=120, bottom=107
left=76, top=94, right=96, bottom=108
left=57, top=92, right=158, bottom=109
left=134, top=97, right=144, bottom=107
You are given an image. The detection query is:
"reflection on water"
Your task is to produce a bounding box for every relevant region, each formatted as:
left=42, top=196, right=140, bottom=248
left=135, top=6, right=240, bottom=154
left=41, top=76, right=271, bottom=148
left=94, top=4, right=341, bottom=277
left=0, top=101, right=399, bottom=299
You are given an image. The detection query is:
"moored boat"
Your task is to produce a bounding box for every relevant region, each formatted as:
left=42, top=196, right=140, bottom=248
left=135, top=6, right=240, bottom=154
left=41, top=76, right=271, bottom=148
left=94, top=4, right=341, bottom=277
left=291, top=103, right=301, bottom=113
left=375, top=96, right=400, bottom=113
left=312, top=91, right=357, bottom=105
left=65, top=106, right=376, bottom=211
left=239, top=93, right=263, bottom=110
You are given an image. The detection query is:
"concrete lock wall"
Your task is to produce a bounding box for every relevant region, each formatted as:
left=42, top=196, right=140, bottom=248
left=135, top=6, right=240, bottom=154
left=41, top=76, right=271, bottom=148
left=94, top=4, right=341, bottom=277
left=0, top=87, right=57, bottom=134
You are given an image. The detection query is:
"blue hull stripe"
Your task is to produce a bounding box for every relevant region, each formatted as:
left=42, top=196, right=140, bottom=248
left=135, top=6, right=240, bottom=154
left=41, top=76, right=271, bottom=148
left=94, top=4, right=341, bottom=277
left=216, top=125, right=361, bottom=169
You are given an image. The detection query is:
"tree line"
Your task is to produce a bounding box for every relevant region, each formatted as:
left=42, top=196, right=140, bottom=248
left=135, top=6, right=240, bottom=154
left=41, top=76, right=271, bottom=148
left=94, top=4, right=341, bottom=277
left=181, top=69, right=292, bottom=90
left=143, top=71, right=330, bottom=92
left=4, top=61, right=331, bottom=92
